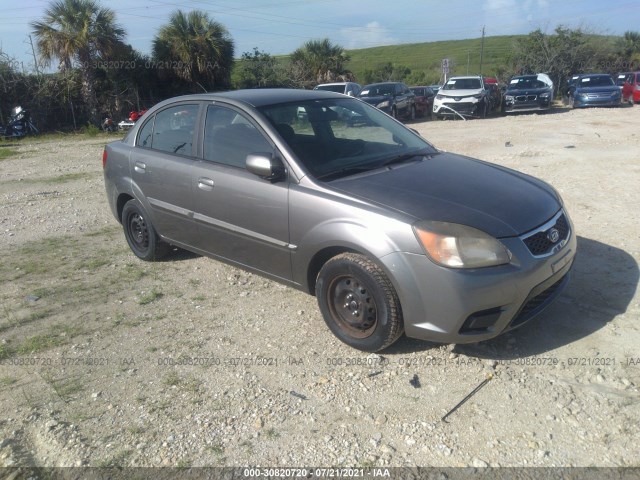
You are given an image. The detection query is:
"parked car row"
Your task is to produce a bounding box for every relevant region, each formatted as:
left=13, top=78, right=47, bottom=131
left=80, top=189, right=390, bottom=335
left=312, top=70, right=638, bottom=124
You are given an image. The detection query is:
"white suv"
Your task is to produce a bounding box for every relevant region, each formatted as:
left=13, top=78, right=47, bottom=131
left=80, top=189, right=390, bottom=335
left=433, top=76, right=489, bottom=119
left=314, top=82, right=362, bottom=97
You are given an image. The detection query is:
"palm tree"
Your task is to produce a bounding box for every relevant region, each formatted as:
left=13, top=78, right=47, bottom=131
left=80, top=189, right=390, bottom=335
left=290, top=38, right=351, bottom=86
left=31, top=0, right=125, bottom=122
left=153, top=10, right=234, bottom=91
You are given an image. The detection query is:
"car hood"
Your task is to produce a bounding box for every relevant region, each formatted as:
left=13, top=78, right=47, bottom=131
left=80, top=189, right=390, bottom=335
left=506, top=86, right=551, bottom=95
left=328, top=153, right=561, bottom=237
left=359, top=95, right=390, bottom=104
left=575, top=85, right=618, bottom=94
left=437, top=89, right=482, bottom=98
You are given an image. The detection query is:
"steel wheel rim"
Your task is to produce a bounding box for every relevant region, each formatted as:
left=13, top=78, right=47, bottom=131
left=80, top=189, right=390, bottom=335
left=327, top=275, right=377, bottom=338
left=128, top=212, right=149, bottom=251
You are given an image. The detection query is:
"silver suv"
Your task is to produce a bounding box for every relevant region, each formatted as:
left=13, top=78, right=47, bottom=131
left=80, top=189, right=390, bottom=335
left=433, top=76, right=489, bottom=119
left=103, top=89, right=575, bottom=351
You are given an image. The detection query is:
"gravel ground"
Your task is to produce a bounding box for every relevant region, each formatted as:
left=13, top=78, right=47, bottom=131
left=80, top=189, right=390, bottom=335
left=0, top=105, right=639, bottom=470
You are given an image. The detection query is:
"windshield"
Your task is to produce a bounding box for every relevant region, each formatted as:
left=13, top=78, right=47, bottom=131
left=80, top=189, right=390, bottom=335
left=579, top=75, right=615, bottom=87
left=442, top=78, right=482, bottom=90
left=360, top=84, right=394, bottom=96
left=258, top=97, right=436, bottom=180
left=508, top=77, right=547, bottom=89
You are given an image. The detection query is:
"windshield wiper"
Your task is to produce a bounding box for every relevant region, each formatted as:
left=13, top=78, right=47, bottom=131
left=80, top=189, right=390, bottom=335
left=381, top=149, right=435, bottom=168
left=316, top=166, right=375, bottom=181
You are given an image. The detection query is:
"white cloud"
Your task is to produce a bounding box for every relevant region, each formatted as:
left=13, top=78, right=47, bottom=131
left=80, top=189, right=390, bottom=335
left=339, top=21, right=398, bottom=49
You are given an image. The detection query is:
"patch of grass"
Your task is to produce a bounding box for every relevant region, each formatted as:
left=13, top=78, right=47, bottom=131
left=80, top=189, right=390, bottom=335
left=0, top=344, right=12, bottom=360
left=0, top=148, right=18, bottom=161
left=164, top=371, right=182, bottom=387
left=139, top=288, right=163, bottom=305
left=42, top=373, right=84, bottom=403
left=77, top=256, right=111, bottom=271
left=0, top=376, right=17, bottom=387
left=83, top=123, right=101, bottom=137
left=16, top=334, right=64, bottom=354
left=191, top=294, right=206, bottom=302
left=265, top=428, right=280, bottom=439
left=207, top=444, right=225, bottom=456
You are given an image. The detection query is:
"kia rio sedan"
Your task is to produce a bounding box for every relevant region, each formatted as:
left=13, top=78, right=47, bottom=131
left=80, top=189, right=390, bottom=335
left=103, top=89, right=576, bottom=352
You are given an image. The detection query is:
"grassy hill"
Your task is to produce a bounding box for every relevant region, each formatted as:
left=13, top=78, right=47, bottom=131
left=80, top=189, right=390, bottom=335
left=344, top=35, right=525, bottom=84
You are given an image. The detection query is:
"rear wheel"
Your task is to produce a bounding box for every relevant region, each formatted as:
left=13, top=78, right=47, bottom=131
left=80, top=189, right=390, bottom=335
left=316, top=253, right=404, bottom=352
left=409, top=105, right=416, bottom=121
left=122, top=199, right=169, bottom=261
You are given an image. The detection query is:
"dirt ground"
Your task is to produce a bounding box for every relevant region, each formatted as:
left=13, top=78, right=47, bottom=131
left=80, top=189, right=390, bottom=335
left=0, top=105, right=639, bottom=470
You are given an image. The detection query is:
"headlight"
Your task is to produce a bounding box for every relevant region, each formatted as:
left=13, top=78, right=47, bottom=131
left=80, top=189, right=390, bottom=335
left=540, top=92, right=550, bottom=98
left=435, top=94, right=443, bottom=100
left=377, top=100, right=390, bottom=108
left=611, top=90, right=620, bottom=97
left=413, top=221, right=511, bottom=269
left=505, top=95, right=514, bottom=102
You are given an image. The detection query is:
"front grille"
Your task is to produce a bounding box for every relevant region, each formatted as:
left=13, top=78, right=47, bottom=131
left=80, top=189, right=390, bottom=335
left=510, top=275, right=567, bottom=327
left=586, top=92, right=612, bottom=98
left=523, top=213, right=570, bottom=256
left=443, top=102, right=475, bottom=114
left=516, top=95, right=537, bottom=102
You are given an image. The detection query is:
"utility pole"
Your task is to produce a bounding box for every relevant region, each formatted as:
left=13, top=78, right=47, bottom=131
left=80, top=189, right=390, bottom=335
left=27, top=35, right=40, bottom=75
left=479, top=26, right=485, bottom=76
left=467, top=51, right=470, bottom=75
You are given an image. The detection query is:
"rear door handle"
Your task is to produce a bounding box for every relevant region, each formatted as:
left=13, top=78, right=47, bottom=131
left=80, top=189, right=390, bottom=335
left=198, top=177, right=215, bottom=191
left=134, top=161, right=146, bottom=173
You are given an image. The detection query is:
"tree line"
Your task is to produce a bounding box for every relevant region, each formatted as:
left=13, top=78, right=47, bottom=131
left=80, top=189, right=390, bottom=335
left=1, top=0, right=639, bottom=132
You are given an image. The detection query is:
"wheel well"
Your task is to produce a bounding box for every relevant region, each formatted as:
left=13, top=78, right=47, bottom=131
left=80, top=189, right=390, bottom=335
left=306, top=246, right=359, bottom=295
left=116, top=193, right=134, bottom=223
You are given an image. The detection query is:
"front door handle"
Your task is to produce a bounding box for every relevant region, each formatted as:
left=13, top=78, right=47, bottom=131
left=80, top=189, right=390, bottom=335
left=134, top=161, right=146, bottom=173
left=198, top=177, right=215, bottom=191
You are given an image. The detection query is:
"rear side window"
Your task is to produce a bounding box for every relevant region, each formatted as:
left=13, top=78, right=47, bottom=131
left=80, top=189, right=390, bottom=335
left=136, top=104, right=199, bottom=155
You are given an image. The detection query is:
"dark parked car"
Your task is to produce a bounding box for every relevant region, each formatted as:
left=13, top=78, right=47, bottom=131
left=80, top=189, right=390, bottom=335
left=103, top=89, right=575, bottom=351
left=410, top=86, right=435, bottom=118
left=358, top=82, right=416, bottom=120
left=567, top=74, right=621, bottom=108
left=503, top=74, right=554, bottom=113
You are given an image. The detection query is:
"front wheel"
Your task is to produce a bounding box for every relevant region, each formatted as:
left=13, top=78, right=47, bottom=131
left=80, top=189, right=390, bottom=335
left=122, top=199, right=169, bottom=261
left=409, top=105, right=416, bottom=121
left=316, top=253, right=404, bottom=352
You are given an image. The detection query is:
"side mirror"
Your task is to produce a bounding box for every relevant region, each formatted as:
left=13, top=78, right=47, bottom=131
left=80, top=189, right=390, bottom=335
left=246, top=153, right=285, bottom=181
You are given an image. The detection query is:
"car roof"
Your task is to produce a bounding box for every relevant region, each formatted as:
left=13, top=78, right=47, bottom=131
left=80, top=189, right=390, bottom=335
left=156, top=88, right=345, bottom=108
left=363, top=82, right=403, bottom=87
left=447, top=76, right=482, bottom=80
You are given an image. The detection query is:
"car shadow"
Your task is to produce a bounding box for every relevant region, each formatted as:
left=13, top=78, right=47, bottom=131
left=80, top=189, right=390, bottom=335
left=157, top=246, right=201, bottom=262
left=386, top=236, right=639, bottom=358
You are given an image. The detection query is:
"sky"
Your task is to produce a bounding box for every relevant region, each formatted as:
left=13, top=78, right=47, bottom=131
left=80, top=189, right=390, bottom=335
left=1, top=0, right=639, bottom=71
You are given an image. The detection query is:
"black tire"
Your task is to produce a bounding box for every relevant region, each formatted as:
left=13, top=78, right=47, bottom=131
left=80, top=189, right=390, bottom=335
left=409, top=105, right=416, bottom=121
left=121, top=199, right=169, bottom=261
left=631, top=96, right=635, bottom=106
left=315, top=253, right=404, bottom=352
left=479, top=101, right=488, bottom=119
left=391, top=106, right=398, bottom=119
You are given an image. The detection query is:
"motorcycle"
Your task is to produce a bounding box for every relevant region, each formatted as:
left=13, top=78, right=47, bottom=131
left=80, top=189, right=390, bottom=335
left=0, top=106, right=39, bottom=139
left=117, top=108, right=147, bottom=131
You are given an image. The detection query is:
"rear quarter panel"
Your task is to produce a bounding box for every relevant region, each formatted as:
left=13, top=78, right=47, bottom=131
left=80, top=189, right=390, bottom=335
left=103, top=140, right=133, bottom=222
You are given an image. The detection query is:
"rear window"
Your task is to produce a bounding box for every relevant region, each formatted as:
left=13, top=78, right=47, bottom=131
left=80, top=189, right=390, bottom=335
left=315, top=85, right=346, bottom=94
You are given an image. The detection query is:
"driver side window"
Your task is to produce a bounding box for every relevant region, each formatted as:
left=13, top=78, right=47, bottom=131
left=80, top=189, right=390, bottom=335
left=203, top=105, right=272, bottom=168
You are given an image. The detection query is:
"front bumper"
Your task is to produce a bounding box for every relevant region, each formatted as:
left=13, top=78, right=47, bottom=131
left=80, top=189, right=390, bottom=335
left=504, top=96, right=551, bottom=113
left=433, top=99, right=481, bottom=117
left=574, top=96, right=621, bottom=108
left=379, top=210, right=577, bottom=344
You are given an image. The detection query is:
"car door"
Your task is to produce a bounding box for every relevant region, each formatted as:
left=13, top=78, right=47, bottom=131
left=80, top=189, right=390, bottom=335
left=130, top=103, right=200, bottom=246
left=191, top=103, right=292, bottom=280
